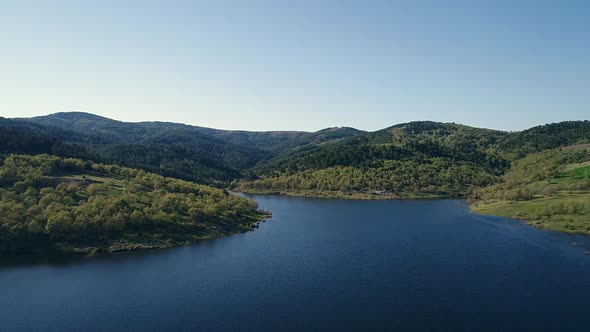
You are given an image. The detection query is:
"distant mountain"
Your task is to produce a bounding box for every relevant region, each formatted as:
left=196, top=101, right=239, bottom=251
left=0, top=123, right=87, bottom=158
left=0, top=120, right=241, bottom=184
left=268, top=126, right=364, bottom=153
left=23, top=112, right=364, bottom=152
left=0, top=116, right=108, bottom=144
left=5, top=112, right=363, bottom=184
left=497, top=121, right=590, bottom=158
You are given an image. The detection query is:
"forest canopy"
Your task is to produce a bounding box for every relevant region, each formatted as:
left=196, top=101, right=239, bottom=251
left=0, top=154, right=266, bottom=255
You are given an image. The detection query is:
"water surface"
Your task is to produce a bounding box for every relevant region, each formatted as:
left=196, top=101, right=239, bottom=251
left=1, top=196, right=589, bottom=331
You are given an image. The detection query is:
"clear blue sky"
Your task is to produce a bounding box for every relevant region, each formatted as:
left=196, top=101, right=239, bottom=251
left=1, top=0, right=588, bottom=131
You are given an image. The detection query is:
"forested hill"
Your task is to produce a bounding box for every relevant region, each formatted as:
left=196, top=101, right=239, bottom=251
left=497, top=121, right=590, bottom=159
left=22, top=112, right=361, bottom=153
left=0, top=154, right=268, bottom=255
left=22, top=112, right=274, bottom=170
left=0, top=117, right=248, bottom=185
left=239, top=121, right=511, bottom=197
left=5, top=112, right=362, bottom=184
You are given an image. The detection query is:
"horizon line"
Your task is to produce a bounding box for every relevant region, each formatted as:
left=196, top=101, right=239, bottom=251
left=8, top=110, right=590, bottom=134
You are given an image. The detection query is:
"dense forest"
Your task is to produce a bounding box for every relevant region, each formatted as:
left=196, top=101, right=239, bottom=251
left=238, top=121, right=590, bottom=198
left=3, top=113, right=360, bottom=185
left=238, top=161, right=499, bottom=198
left=237, top=122, right=511, bottom=197
left=0, top=154, right=267, bottom=255
left=497, top=121, right=590, bottom=159
left=0, top=116, right=264, bottom=185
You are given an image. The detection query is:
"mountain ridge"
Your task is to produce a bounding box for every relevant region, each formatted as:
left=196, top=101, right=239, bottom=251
left=5, top=112, right=590, bottom=191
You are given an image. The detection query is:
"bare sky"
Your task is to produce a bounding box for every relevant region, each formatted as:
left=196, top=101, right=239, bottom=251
left=1, top=1, right=588, bottom=131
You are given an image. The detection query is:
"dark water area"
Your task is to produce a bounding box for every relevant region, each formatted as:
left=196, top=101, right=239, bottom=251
left=1, top=195, right=590, bottom=331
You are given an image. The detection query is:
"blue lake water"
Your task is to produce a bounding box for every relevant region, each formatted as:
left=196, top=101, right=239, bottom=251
left=1, top=195, right=590, bottom=331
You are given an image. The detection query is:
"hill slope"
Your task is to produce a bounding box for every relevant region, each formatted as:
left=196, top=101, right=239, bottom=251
left=497, top=121, right=590, bottom=158
left=0, top=154, right=268, bottom=255
left=25, top=112, right=309, bottom=151
left=11, top=112, right=363, bottom=184
left=22, top=112, right=272, bottom=169
left=470, top=147, right=590, bottom=234
left=238, top=121, right=511, bottom=198
left=0, top=117, right=246, bottom=185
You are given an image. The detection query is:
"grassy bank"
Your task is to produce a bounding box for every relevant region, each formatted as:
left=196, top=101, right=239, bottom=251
left=471, top=192, right=590, bottom=234
left=469, top=149, right=590, bottom=235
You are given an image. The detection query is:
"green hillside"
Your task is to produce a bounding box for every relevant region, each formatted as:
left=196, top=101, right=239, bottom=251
left=497, top=121, right=590, bottom=159
left=0, top=154, right=268, bottom=255
left=10, top=112, right=361, bottom=185
left=0, top=118, right=245, bottom=185
left=25, top=112, right=307, bottom=150
left=470, top=148, right=590, bottom=234
left=237, top=122, right=510, bottom=198
left=19, top=113, right=272, bottom=180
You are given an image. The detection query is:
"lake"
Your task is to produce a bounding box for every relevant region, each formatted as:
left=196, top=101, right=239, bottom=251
left=1, top=195, right=590, bottom=331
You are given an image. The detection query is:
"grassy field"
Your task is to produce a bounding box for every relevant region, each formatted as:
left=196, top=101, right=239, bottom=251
left=471, top=192, right=590, bottom=234
left=53, top=172, right=125, bottom=189
left=556, top=163, right=590, bottom=184
left=472, top=161, right=590, bottom=235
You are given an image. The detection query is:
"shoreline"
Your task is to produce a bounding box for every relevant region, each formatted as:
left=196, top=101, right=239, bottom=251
left=470, top=197, right=590, bottom=236
left=241, top=189, right=590, bottom=237
left=1, top=211, right=271, bottom=259
left=234, top=188, right=453, bottom=200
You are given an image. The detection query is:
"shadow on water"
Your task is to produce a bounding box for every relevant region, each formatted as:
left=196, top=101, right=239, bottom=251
left=471, top=212, right=590, bottom=256
left=0, top=231, right=252, bottom=270
left=2, top=196, right=588, bottom=271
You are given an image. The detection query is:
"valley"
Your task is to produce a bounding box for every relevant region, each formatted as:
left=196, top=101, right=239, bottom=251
left=1, top=112, right=589, bottom=256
